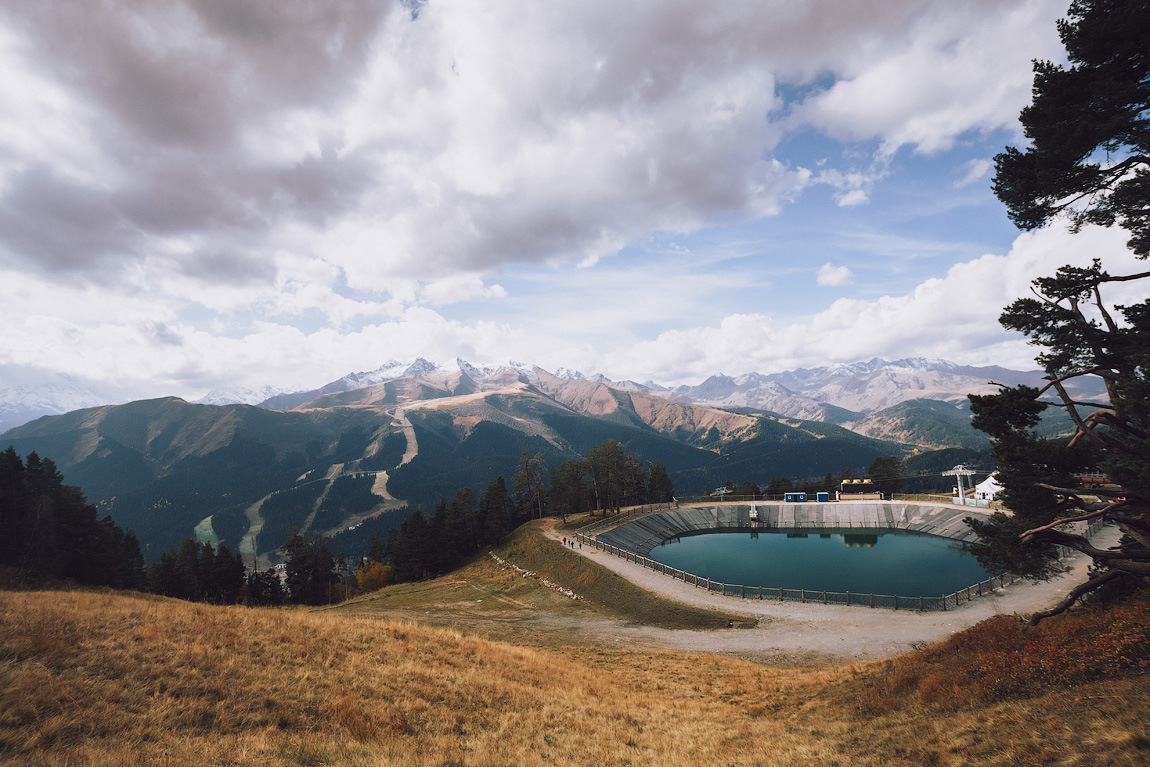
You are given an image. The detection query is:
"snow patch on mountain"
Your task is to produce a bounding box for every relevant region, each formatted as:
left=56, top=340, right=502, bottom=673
left=196, top=385, right=296, bottom=406
left=0, top=367, right=129, bottom=432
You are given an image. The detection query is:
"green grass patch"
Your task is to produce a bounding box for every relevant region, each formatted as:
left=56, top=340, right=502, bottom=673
left=555, top=513, right=602, bottom=531
left=494, top=524, right=746, bottom=630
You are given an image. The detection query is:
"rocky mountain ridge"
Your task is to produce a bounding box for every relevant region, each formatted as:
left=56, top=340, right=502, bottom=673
left=1, top=363, right=904, bottom=563
left=251, top=355, right=1094, bottom=424
left=1, top=355, right=1106, bottom=433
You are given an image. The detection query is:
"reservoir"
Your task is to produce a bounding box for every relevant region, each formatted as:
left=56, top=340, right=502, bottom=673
left=647, top=529, right=991, bottom=597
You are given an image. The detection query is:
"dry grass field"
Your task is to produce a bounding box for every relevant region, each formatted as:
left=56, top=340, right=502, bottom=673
left=2, top=524, right=1148, bottom=766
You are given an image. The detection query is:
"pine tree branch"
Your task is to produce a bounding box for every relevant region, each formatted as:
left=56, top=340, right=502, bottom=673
left=1097, top=268, right=1150, bottom=283
left=1048, top=156, right=1150, bottom=216
left=1118, top=521, right=1150, bottom=552
left=1045, top=400, right=1113, bottom=410
left=1032, top=366, right=1116, bottom=399
left=1050, top=378, right=1106, bottom=447
left=1019, top=504, right=1114, bottom=537
left=1026, top=569, right=1127, bottom=625
left=1022, top=530, right=1150, bottom=584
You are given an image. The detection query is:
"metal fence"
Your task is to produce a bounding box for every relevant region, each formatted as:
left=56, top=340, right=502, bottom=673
left=575, top=503, right=678, bottom=537
left=574, top=534, right=1013, bottom=611
left=576, top=517, right=1112, bottom=613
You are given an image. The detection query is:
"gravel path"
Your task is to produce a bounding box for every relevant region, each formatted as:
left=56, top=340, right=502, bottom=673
left=544, top=521, right=1121, bottom=662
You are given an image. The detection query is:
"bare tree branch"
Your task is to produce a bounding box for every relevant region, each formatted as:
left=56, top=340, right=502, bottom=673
left=1049, top=378, right=1105, bottom=447
left=1018, top=529, right=1138, bottom=565
left=1020, top=504, right=1114, bottom=537
left=1098, top=268, right=1150, bottom=283
left=1093, top=284, right=1119, bottom=334
left=1027, top=569, right=1127, bottom=625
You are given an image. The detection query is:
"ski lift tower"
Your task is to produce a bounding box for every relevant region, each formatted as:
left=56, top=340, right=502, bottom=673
left=945, top=464, right=976, bottom=505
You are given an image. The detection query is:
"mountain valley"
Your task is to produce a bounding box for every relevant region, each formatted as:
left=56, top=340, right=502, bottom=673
left=0, top=356, right=1098, bottom=563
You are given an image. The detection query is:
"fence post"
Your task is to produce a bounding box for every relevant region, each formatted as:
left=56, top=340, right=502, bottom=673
left=869, top=593, right=874, bottom=608
left=741, top=585, right=745, bottom=598
left=801, top=589, right=805, bottom=604
left=823, top=591, right=827, bottom=605
left=894, top=595, right=898, bottom=610
left=920, top=595, right=925, bottom=611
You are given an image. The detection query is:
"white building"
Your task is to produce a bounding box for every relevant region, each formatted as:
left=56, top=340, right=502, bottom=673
left=973, top=473, right=1003, bottom=501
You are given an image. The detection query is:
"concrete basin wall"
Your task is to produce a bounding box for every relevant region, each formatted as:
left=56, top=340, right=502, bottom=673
left=594, top=502, right=981, bottom=557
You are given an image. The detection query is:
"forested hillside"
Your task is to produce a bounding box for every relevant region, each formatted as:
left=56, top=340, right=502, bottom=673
left=2, top=377, right=911, bottom=564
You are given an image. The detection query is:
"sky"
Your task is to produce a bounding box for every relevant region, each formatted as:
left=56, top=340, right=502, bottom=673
left=0, top=0, right=1146, bottom=401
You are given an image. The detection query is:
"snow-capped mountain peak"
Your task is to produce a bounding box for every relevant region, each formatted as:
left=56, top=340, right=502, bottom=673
left=553, top=367, right=586, bottom=380
left=403, top=358, right=439, bottom=378
left=338, top=360, right=408, bottom=388
left=195, top=385, right=296, bottom=406
left=455, top=358, right=484, bottom=380
left=0, top=369, right=130, bottom=432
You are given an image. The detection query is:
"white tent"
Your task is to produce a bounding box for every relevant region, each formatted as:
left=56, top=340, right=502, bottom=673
left=973, top=473, right=1003, bottom=501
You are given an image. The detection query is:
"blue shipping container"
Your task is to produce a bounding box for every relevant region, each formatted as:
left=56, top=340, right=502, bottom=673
left=783, top=492, right=807, bottom=502
left=816, top=492, right=830, bottom=502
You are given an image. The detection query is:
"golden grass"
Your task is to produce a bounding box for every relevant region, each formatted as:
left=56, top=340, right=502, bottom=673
left=1, top=588, right=840, bottom=766
left=338, top=523, right=748, bottom=635
left=4, top=522, right=1149, bottom=766
left=492, top=523, right=748, bottom=629
left=2, top=586, right=1148, bottom=767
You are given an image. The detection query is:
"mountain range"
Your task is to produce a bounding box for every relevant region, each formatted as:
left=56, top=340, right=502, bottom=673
left=185, top=356, right=1084, bottom=415
left=246, top=355, right=1096, bottom=441
left=2, top=355, right=1089, bottom=432
left=0, top=356, right=1098, bottom=565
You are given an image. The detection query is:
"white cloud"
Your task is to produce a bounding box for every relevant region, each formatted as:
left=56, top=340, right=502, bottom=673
left=794, top=1, right=1066, bottom=155
left=956, top=158, right=993, bottom=188
left=418, top=274, right=508, bottom=306
left=598, top=224, right=1145, bottom=384
left=816, top=263, right=854, bottom=286
left=0, top=0, right=1110, bottom=402
left=0, top=221, right=1141, bottom=397
left=812, top=164, right=888, bottom=208
left=0, top=0, right=1067, bottom=295
left=836, top=189, right=870, bottom=208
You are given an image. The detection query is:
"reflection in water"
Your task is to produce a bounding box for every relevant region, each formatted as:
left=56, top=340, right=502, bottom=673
left=647, top=529, right=989, bottom=597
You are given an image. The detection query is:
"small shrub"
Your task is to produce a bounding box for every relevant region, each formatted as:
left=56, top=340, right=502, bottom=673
left=850, top=588, right=1150, bottom=712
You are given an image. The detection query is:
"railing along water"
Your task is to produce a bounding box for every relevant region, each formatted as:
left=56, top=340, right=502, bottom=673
left=574, top=507, right=1111, bottom=613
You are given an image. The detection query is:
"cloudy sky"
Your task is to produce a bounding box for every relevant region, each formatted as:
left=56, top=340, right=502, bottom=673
left=0, top=0, right=1144, bottom=401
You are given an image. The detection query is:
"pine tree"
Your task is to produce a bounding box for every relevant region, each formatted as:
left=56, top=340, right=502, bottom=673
left=970, top=0, right=1150, bottom=621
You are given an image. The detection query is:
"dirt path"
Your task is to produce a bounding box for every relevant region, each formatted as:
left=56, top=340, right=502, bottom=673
left=392, top=407, right=418, bottom=467
left=540, top=519, right=1121, bottom=662
left=239, top=496, right=267, bottom=569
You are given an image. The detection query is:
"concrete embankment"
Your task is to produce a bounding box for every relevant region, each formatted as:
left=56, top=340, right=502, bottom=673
left=595, top=502, right=979, bottom=555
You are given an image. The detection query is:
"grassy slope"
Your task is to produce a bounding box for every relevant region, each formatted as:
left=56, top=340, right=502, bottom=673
left=3, top=587, right=1147, bottom=767
left=493, top=524, right=750, bottom=629
left=2, top=529, right=1148, bottom=767
left=335, top=523, right=747, bottom=633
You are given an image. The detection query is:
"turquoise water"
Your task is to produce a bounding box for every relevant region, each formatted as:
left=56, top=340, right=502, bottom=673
left=647, top=529, right=990, bottom=597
